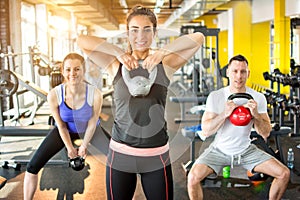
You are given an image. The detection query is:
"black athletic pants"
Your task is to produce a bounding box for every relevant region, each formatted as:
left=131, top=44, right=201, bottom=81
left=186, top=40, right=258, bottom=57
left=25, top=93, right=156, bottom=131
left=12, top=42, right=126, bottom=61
left=106, top=149, right=174, bottom=200
left=26, top=126, right=110, bottom=174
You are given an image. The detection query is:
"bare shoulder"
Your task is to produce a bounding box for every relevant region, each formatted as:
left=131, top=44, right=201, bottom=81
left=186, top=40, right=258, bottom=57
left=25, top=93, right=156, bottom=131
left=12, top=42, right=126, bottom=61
left=47, top=87, right=57, bottom=101
left=47, top=87, right=59, bottom=107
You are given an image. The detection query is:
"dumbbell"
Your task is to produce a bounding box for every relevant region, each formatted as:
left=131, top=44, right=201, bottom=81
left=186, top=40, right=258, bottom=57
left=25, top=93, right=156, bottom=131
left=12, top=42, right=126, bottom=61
left=38, top=66, right=52, bottom=76
left=1, top=161, right=21, bottom=171
left=50, top=71, right=64, bottom=88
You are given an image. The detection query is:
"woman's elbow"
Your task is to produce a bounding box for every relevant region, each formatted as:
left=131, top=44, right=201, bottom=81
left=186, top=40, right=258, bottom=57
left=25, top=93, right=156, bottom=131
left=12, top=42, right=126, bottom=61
left=192, top=32, right=205, bottom=45
left=76, top=35, right=85, bottom=48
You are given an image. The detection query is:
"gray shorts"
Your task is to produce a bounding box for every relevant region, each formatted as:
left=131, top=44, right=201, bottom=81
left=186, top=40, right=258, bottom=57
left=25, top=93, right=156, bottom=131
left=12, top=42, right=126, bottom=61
left=194, top=144, right=274, bottom=176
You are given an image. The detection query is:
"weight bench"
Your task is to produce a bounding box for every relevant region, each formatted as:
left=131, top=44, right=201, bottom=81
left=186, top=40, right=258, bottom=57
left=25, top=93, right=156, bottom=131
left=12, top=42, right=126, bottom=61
left=0, top=124, right=54, bottom=137
left=181, top=126, right=203, bottom=175
left=12, top=72, right=48, bottom=101
left=169, top=96, right=207, bottom=123
left=250, top=126, right=292, bottom=162
left=0, top=125, right=69, bottom=166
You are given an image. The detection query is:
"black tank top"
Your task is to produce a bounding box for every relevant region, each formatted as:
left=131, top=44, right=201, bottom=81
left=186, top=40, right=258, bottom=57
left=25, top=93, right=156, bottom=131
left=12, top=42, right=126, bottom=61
left=112, top=62, right=170, bottom=148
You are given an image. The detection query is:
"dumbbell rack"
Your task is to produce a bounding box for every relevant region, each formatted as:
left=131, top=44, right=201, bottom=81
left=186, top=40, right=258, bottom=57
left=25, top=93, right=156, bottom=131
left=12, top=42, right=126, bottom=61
left=1, top=161, right=21, bottom=171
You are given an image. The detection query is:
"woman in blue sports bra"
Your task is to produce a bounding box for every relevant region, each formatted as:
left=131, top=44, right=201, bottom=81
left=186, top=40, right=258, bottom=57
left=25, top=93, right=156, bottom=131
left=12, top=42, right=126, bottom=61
left=23, top=53, right=103, bottom=200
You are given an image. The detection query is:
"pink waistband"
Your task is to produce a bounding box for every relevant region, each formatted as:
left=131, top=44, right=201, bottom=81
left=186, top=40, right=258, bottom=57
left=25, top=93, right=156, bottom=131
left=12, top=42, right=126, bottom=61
left=109, top=139, right=169, bottom=157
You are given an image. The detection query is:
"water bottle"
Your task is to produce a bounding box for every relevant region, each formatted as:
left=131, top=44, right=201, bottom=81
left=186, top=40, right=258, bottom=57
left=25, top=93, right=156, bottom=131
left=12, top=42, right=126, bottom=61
left=287, top=148, right=294, bottom=169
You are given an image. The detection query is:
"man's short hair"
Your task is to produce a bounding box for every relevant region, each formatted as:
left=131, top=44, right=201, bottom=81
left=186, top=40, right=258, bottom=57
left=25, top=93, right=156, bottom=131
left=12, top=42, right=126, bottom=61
left=229, top=54, right=248, bottom=66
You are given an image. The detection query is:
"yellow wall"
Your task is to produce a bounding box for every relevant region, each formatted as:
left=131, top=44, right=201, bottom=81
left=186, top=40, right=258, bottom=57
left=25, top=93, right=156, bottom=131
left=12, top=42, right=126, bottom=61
left=219, top=30, right=229, bottom=68
left=250, top=21, right=271, bottom=88
left=198, top=15, right=217, bottom=28
left=274, top=0, right=290, bottom=74
left=273, top=0, right=291, bottom=94
left=193, top=0, right=292, bottom=93
left=229, top=1, right=252, bottom=61
left=201, top=0, right=290, bottom=92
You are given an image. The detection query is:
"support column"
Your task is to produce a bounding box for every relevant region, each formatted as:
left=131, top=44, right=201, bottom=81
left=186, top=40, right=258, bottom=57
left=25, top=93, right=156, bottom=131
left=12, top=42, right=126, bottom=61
left=0, top=0, right=11, bottom=117
left=273, top=0, right=290, bottom=74
left=0, top=0, right=10, bottom=68
left=231, top=1, right=252, bottom=58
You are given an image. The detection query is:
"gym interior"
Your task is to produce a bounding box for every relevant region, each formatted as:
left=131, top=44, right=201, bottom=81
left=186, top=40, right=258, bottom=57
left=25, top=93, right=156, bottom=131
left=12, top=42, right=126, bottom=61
left=1, top=0, right=300, bottom=199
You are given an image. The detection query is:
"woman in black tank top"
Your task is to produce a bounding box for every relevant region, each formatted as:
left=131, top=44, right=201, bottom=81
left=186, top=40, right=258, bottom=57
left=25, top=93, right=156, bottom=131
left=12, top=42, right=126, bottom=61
left=77, top=5, right=204, bottom=200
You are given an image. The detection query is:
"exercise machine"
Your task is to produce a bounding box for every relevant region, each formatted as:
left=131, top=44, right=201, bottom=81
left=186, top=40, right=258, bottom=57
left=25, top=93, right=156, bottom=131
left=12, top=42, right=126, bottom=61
left=0, top=47, right=68, bottom=167
left=169, top=25, right=221, bottom=124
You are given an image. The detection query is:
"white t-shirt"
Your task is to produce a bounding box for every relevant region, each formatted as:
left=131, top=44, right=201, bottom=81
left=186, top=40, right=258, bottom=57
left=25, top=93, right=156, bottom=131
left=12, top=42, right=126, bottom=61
left=205, top=86, right=268, bottom=155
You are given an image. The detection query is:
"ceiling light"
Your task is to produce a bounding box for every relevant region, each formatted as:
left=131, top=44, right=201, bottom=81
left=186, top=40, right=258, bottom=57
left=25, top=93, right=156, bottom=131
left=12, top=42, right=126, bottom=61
left=154, top=7, right=161, bottom=14
left=155, top=0, right=165, bottom=8
left=119, top=0, right=127, bottom=8
left=119, top=0, right=128, bottom=14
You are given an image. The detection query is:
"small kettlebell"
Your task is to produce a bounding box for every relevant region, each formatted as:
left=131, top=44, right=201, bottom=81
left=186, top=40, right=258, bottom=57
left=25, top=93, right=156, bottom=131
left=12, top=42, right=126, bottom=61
left=229, top=106, right=252, bottom=126
left=69, top=156, right=85, bottom=171
left=247, top=170, right=269, bottom=183
left=228, top=93, right=253, bottom=126
left=121, top=60, right=157, bottom=97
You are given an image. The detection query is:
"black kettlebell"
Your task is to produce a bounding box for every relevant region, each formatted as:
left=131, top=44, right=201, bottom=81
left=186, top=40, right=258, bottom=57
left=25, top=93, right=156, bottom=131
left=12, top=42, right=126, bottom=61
left=247, top=170, right=269, bottom=184
left=69, top=156, right=85, bottom=171
left=228, top=93, right=253, bottom=126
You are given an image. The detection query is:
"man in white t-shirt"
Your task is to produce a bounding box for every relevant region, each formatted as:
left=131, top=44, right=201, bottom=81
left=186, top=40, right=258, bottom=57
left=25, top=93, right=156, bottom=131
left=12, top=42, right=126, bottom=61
left=187, top=54, right=290, bottom=200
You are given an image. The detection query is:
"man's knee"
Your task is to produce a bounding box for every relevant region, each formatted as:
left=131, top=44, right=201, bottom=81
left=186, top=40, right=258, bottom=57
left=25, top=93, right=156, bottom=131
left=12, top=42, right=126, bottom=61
left=187, top=164, right=210, bottom=186
left=187, top=171, right=199, bottom=187
left=260, top=159, right=291, bottom=182
left=278, top=165, right=290, bottom=181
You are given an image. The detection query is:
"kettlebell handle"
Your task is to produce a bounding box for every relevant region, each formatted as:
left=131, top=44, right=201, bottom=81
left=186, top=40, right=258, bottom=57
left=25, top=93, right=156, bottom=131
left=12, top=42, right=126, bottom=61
left=228, top=93, right=253, bottom=101
left=138, top=59, right=143, bottom=66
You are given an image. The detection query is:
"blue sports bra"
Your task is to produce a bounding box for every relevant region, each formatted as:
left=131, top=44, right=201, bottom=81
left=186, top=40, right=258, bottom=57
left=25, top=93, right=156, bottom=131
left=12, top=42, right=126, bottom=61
left=55, top=84, right=100, bottom=134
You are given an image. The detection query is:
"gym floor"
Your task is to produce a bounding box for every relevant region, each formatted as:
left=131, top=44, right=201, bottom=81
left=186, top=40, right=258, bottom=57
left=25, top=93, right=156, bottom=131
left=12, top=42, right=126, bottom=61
left=1, top=84, right=300, bottom=200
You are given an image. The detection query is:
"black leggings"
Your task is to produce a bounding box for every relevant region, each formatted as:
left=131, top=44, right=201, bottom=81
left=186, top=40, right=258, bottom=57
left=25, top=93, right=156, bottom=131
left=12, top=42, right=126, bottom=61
left=26, top=126, right=110, bottom=174
left=106, top=149, right=174, bottom=200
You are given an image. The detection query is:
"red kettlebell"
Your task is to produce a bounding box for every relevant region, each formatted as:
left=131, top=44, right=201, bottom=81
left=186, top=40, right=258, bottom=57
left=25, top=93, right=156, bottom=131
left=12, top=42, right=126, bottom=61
left=228, top=93, right=253, bottom=126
